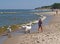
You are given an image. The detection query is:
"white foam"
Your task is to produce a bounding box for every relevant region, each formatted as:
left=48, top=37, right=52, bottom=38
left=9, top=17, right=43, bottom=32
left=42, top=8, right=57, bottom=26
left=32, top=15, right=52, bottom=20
left=21, top=15, right=46, bottom=27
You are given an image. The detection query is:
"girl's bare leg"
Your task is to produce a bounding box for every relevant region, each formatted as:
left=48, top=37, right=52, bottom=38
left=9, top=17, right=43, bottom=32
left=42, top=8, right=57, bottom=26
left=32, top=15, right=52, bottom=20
left=38, top=26, right=43, bottom=32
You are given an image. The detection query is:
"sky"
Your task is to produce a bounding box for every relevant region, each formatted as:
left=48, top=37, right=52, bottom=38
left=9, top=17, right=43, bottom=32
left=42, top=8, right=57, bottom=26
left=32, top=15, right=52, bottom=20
left=0, top=0, right=60, bottom=9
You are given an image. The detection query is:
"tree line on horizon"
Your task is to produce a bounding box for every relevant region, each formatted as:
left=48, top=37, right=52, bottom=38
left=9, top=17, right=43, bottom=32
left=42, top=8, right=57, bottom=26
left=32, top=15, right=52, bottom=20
left=35, top=3, right=60, bottom=9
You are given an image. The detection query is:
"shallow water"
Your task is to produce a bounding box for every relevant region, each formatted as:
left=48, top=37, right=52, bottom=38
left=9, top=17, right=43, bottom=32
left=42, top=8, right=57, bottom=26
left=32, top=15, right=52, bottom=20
left=0, top=14, right=53, bottom=44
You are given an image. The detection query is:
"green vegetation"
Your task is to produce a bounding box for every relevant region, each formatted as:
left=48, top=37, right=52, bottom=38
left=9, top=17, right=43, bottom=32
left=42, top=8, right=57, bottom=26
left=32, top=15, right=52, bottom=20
left=41, top=6, right=52, bottom=9
left=52, top=3, right=60, bottom=9
left=35, top=3, right=60, bottom=9
left=0, top=26, right=8, bottom=35
left=0, top=25, right=21, bottom=35
left=10, top=24, right=20, bottom=31
left=35, top=6, right=51, bottom=9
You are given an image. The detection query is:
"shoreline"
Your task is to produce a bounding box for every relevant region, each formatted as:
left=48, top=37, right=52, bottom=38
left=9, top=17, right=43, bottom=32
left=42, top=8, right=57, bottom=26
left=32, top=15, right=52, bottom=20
left=3, top=13, right=60, bottom=44
left=0, top=13, right=46, bottom=36
left=3, top=12, right=54, bottom=44
left=21, top=15, right=46, bottom=26
left=0, top=11, right=56, bottom=44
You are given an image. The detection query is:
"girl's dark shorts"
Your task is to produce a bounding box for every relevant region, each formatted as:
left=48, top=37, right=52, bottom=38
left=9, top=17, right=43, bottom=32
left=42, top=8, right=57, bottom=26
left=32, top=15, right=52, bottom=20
left=39, top=25, right=41, bottom=27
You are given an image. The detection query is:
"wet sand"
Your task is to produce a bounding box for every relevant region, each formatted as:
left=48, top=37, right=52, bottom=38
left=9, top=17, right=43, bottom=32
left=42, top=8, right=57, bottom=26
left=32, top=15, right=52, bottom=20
left=3, top=12, right=60, bottom=44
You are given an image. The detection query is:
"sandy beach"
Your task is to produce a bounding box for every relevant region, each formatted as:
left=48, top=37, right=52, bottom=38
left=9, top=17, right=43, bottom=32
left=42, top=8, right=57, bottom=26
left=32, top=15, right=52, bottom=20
left=3, top=12, right=60, bottom=44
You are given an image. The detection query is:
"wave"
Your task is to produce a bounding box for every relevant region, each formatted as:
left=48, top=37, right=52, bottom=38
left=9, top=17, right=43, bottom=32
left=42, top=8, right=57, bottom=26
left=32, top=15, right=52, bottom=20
left=21, top=15, right=46, bottom=27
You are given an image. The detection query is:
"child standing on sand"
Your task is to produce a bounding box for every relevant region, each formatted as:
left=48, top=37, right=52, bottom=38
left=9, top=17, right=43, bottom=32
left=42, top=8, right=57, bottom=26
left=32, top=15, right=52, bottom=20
left=38, top=18, right=43, bottom=32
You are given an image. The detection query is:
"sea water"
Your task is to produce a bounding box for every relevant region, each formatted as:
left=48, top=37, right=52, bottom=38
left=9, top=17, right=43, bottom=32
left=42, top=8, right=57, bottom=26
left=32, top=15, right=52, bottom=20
left=0, top=9, right=41, bottom=27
